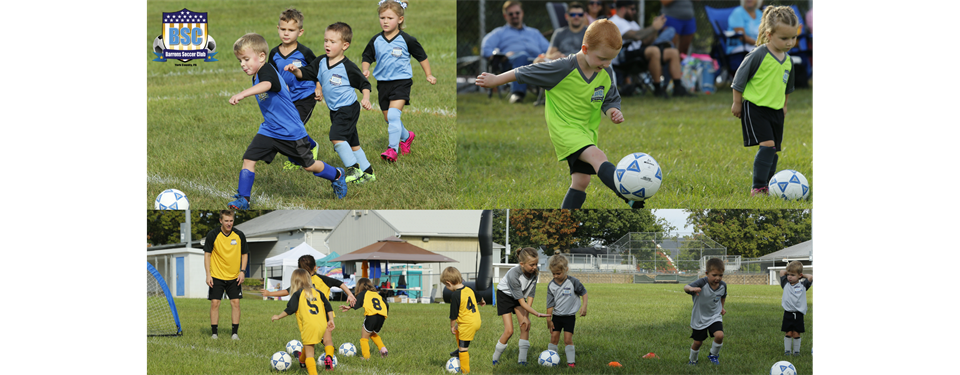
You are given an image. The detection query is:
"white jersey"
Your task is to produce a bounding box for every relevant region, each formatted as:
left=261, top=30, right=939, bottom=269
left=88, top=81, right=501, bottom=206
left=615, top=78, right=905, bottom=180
left=686, top=277, right=727, bottom=330
left=497, top=265, right=538, bottom=299
left=780, top=276, right=812, bottom=314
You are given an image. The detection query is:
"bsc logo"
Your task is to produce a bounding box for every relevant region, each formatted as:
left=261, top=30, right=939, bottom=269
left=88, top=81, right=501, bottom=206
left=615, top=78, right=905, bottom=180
left=152, top=9, right=218, bottom=63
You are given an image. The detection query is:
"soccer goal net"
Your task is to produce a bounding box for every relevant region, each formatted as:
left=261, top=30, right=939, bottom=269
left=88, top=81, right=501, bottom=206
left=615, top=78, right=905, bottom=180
left=148, top=262, right=182, bottom=336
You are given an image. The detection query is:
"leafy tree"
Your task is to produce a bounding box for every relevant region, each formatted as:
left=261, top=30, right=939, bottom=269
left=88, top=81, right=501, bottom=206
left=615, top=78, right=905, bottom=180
left=686, top=210, right=811, bottom=257
left=509, top=209, right=579, bottom=258
left=570, top=209, right=672, bottom=247
left=491, top=209, right=507, bottom=249
left=147, top=210, right=271, bottom=246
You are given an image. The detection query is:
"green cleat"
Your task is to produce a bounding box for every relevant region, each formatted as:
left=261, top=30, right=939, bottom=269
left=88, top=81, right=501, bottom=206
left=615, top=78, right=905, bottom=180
left=282, top=160, right=300, bottom=171
left=344, top=167, right=364, bottom=183
left=353, top=172, right=376, bottom=184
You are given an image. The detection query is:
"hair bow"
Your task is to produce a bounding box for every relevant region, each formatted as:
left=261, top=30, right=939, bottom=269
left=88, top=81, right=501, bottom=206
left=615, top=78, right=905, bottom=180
left=378, top=0, right=407, bottom=9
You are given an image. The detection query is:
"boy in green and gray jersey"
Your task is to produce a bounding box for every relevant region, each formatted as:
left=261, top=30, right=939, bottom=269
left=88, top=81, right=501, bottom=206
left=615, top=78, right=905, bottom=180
left=476, top=19, right=641, bottom=209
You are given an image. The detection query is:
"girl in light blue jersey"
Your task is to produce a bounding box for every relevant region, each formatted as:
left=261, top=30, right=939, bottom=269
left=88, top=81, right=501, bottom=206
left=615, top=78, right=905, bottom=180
left=361, top=0, right=436, bottom=162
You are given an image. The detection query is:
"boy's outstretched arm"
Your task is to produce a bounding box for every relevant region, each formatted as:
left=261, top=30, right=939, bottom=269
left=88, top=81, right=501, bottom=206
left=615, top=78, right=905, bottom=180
left=230, top=81, right=272, bottom=105
left=283, top=64, right=303, bottom=79
left=475, top=70, right=517, bottom=88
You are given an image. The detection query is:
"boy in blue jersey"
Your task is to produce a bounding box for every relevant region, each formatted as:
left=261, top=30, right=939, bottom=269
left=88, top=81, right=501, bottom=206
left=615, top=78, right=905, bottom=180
left=227, top=33, right=348, bottom=209
left=286, top=22, right=377, bottom=184
left=268, top=8, right=321, bottom=171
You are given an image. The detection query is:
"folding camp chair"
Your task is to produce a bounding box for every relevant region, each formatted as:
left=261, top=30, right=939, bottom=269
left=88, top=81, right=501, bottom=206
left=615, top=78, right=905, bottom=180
left=704, top=5, right=750, bottom=84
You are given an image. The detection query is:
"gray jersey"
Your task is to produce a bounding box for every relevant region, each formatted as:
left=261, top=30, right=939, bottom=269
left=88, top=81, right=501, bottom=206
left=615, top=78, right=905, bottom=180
left=497, top=265, right=538, bottom=299
left=549, top=27, right=586, bottom=56
left=545, top=275, right=587, bottom=316
left=686, top=277, right=727, bottom=330
left=780, top=276, right=812, bottom=314
left=514, top=55, right=621, bottom=117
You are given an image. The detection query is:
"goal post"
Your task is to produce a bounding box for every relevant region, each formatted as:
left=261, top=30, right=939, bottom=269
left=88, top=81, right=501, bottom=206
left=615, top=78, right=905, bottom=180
left=147, top=262, right=182, bottom=337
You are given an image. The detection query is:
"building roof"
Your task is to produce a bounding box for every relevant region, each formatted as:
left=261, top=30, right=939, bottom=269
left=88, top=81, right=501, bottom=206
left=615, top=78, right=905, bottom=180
left=759, top=240, right=813, bottom=261
left=234, top=210, right=349, bottom=238
left=373, top=210, right=484, bottom=237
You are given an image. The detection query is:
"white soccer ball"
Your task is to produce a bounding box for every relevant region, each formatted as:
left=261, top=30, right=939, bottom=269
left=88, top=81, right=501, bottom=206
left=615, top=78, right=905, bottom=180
left=768, top=169, right=810, bottom=200
left=614, top=152, right=662, bottom=201
left=770, top=360, right=797, bottom=375
left=154, top=188, right=190, bottom=210
left=285, top=340, right=302, bottom=355
left=537, top=349, right=561, bottom=367
left=152, top=35, right=165, bottom=54
left=271, top=351, right=293, bottom=371
left=445, top=357, right=460, bottom=373
left=338, top=342, right=357, bottom=357
left=319, top=354, right=338, bottom=369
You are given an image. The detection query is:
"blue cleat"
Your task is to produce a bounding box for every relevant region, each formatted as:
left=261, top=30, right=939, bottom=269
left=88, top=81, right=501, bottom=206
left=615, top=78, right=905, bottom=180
left=518, top=362, right=526, bottom=366
left=228, top=192, right=249, bottom=210
left=688, top=361, right=697, bottom=365
left=492, top=360, right=499, bottom=366
left=708, top=355, right=719, bottom=365
left=331, top=168, right=348, bottom=199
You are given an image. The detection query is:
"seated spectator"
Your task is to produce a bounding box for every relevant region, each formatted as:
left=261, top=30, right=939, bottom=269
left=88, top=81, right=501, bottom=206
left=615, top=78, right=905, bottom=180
left=481, top=1, right=550, bottom=103
left=608, top=0, right=689, bottom=98
left=727, top=0, right=763, bottom=55
left=585, top=0, right=610, bottom=24
left=545, top=2, right=589, bottom=60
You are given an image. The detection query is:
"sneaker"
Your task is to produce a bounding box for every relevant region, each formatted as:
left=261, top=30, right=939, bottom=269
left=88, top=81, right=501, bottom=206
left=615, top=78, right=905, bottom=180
left=673, top=84, right=693, bottom=97
left=450, top=349, right=460, bottom=357
left=380, top=148, right=398, bottom=162
left=628, top=199, right=645, bottom=209
left=708, top=355, right=719, bottom=365
left=518, top=362, right=527, bottom=366
left=211, top=334, right=218, bottom=339
left=311, top=144, right=320, bottom=161
left=751, top=187, right=769, bottom=196
left=784, top=351, right=791, bottom=356
left=295, top=351, right=305, bottom=368
left=228, top=193, right=249, bottom=210
left=568, top=363, right=575, bottom=368
left=399, top=131, right=416, bottom=155
left=324, top=354, right=334, bottom=370
left=231, top=334, right=239, bottom=340
left=492, top=360, right=499, bottom=366
left=380, top=347, right=388, bottom=358
left=331, top=168, right=348, bottom=199
left=688, top=361, right=697, bottom=365
left=353, top=172, right=376, bottom=184
left=344, top=166, right=364, bottom=183
left=283, top=160, right=301, bottom=171
left=653, top=84, right=668, bottom=99
left=509, top=92, right=525, bottom=103
left=792, top=351, right=801, bottom=356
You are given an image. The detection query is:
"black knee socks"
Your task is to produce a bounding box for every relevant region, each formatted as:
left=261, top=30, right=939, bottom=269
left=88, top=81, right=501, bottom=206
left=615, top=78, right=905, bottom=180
left=753, top=146, right=777, bottom=189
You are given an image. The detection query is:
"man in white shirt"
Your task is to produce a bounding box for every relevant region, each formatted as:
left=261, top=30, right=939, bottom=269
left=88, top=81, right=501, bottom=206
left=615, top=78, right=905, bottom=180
left=608, top=0, right=689, bottom=98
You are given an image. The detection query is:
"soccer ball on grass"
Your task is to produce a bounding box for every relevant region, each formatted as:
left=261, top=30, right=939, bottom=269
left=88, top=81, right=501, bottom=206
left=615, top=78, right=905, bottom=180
left=770, top=360, right=797, bottom=375
left=614, top=153, right=662, bottom=201
left=338, top=342, right=357, bottom=357
left=768, top=170, right=810, bottom=200
left=270, top=351, right=293, bottom=371
left=537, top=349, right=561, bottom=367
left=285, top=340, right=302, bottom=355
left=445, top=357, right=460, bottom=373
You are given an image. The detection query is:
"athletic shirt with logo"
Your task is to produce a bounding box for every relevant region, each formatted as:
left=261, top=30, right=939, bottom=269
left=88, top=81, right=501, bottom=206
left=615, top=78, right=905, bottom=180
left=362, top=31, right=428, bottom=82
left=253, top=63, right=308, bottom=141
left=731, top=45, right=796, bottom=110
left=686, top=277, right=727, bottom=330
left=780, top=275, right=812, bottom=314
left=269, top=43, right=318, bottom=101
left=515, top=55, right=621, bottom=161
left=203, top=228, right=247, bottom=280
left=298, top=56, right=371, bottom=111
left=497, top=265, right=538, bottom=299
left=352, top=290, right=389, bottom=317
left=546, top=275, right=587, bottom=316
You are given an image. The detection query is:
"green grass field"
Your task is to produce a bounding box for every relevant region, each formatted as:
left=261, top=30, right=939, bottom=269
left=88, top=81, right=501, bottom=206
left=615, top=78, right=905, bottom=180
left=148, top=283, right=812, bottom=374
left=147, top=0, right=457, bottom=209
left=457, top=87, right=813, bottom=209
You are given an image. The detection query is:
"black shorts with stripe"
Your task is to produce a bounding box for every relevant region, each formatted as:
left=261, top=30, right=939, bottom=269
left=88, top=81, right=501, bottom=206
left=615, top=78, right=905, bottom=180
left=329, top=101, right=361, bottom=147
left=242, top=134, right=315, bottom=168
left=740, top=99, right=784, bottom=151
left=781, top=311, right=805, bottom=333
left=377, top=79, right=412, bottom=110
left=363, top=314, right=386, bottom=333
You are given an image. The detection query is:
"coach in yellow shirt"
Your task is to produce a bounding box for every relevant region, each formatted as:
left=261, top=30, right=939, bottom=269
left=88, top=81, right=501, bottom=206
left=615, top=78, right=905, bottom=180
left=204, top=209, right=248, bottom=339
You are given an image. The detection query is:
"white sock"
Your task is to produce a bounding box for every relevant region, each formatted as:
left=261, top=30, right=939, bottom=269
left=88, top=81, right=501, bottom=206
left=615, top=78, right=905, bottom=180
left=518, top=339, right=530, bottom=363
left=710, top=341, right=722, bottom=356
left=792, top=337, right=801, bottom=353
left=689, top=348, right=699, bottom=362
left=548, top=343, right=558, bottom=352
left=784, top=336, right=792, bottom=353
left=564, top=345, right=575, bottom=364
left=492, top=341, right=508, bottom=362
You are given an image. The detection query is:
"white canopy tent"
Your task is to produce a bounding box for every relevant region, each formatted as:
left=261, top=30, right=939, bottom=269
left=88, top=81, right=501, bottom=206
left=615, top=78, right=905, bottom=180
left=265, top=242, right=327, bottom=301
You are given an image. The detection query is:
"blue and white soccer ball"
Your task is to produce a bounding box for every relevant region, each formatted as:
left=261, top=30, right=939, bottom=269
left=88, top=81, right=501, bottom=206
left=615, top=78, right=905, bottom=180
left=285, top=340, right=302, bottom=355
left=768, top=170, right=810, bottom=200
left=270, top=351, right=293, bottom=371
left=319, top=353, right=338, bottom=368
left=445, top=357, right=460, bottom=373
left=154, top=188, right=190, bottom=210
left=338, top=342, right=357, bottom=357
left=770, top=360, right=797, bottom=375
left=537, top=349, right=561, bottom=367
left=615, top=152, right=662, bottom=201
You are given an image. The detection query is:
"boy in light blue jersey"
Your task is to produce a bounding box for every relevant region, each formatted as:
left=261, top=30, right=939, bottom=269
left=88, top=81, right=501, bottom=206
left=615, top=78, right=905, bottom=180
left=227, top=33, right=347, bottom=209
left=287, top=22, right=377, bottom=184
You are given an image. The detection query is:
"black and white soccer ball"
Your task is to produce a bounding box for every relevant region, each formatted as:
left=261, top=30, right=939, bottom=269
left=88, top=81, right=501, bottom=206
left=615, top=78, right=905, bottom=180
left=152, top=35, right=165, bottom=54
left=206, top=35, right=216, bottom=52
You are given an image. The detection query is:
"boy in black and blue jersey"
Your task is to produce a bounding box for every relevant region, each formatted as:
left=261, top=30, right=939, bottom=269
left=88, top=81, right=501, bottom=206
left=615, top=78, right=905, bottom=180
left=227, top=33, right=347, bottom=209
left=268, top=8, right=320, bottom=171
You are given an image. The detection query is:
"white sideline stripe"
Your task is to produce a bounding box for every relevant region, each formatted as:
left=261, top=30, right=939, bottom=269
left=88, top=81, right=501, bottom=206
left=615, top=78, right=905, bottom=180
left=375, top=106, right=455, bottom=117
left=147, top=174, right=308, bottom=209
left=148, top=91, right=233, bottom=102
left=148, top=68, right=231, bottom=78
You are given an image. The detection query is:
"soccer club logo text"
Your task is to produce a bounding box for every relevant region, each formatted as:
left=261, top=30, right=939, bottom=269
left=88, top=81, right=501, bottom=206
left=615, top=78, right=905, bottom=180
left=591, top=86, right=604, bottom=102
left=152, top=9, right=218, bottom=63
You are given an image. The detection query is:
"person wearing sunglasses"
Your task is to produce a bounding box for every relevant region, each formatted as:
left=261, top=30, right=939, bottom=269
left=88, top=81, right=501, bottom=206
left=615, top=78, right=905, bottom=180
left=545, top=2, right=589, bottom=61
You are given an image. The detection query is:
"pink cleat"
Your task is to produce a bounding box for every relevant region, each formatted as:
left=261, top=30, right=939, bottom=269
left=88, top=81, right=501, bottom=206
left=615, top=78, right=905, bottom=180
left=399, top=131, right=416, bottom=155
left=380, top=347, right=389, bottom=358
left=380, top=148, right=398, bottom=162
